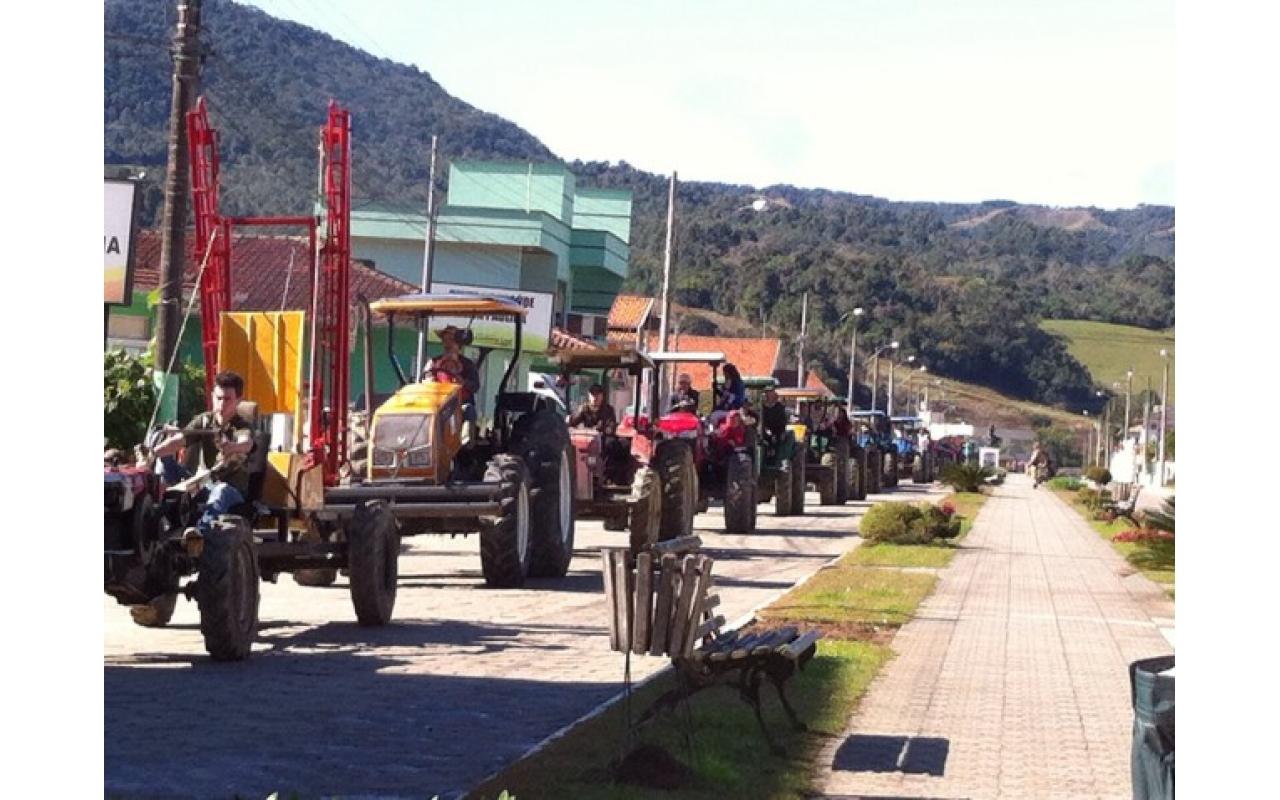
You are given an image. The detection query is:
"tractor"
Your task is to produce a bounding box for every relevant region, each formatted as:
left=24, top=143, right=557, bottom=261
left=551, top=348, right=690, bottom=554
left=647, top=351, right=760, bottom=534
left=891, top=415, right=934, bottom=483
left=852, top=410, right=898, bottom=493
left=104, top=99, right=574, bottom=662
left=775, top=388, right=848, bottom=506
left=742, top=377, right=808, bottom=517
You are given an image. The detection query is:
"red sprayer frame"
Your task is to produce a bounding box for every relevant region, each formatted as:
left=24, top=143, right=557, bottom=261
left=185, top=98, right=353, bottom=485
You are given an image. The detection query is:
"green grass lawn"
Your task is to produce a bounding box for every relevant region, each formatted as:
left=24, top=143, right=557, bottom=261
left=1041, top=319, right=1174, bottom=397
left=1052, top=489, right=1175, bottom=597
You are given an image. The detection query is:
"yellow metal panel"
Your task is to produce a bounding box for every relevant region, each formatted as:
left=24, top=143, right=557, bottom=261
left=218, top=311, right=306, bottom=417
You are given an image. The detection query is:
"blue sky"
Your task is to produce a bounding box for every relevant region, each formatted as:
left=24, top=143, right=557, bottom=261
left=240, top=0, right=1173, bottom=209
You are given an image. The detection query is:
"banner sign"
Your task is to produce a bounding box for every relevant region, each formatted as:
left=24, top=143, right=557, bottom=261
left=104, top=180, right=138, bottom=305
left=429, top=282, right=554, bottom=353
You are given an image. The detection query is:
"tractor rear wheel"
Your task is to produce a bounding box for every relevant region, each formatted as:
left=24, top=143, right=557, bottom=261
left=833, top=438, right=851, bottom=504
left=852, top=450, right=868, bottom=501
left=885, top=452, right=899, bottom=488
left=479, top=455, right=532, bottom=587
left=196, top=516, right=259, bottom=661
left=347, top=500, right=398, bottom=626
left=654, top=441, right=696, bottom=541
left=513, top=411, right=576, bottom=579
left=628, top=466, right=661, bottom=555
left=723, top=451, right=756, bottom=533
left=866, top=447, right=882, bottom=494
left=129, top=593, right=177, bottom=628
left=819, top=454, right=839, bottom=505
left=791, top=444, right=808, bottom=515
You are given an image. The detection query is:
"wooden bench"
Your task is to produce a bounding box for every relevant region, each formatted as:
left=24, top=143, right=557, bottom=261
left=601, top=536, right=822, bottom=754
left=1104, top=482, right=1142, bottom=522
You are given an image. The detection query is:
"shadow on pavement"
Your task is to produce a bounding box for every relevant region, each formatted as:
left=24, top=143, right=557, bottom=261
left=105, top=642, right=624, bottom=799
left=831, top=733, right=951, bottom=776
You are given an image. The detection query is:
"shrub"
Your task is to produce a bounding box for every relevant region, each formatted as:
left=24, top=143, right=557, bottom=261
left=1047, top=476, right=1082, bottom=491
left=860, top=502, right=929, bottom=544
left=940, top=463, right=992, bottom=493
left=922, top=505, right=962, bottom=539
left=1084, top=466, right=1112, bottom=485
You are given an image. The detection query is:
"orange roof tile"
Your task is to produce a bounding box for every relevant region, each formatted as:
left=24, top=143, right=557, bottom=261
left=550, top=327, right=601, bottom=352
left=130, top=229, right=416, bottom=312
left=607, top=294, right=655, bottom=331
left=643, top=333, right=783, bottom=390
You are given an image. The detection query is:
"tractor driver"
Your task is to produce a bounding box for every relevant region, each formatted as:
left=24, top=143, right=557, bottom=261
left=569, top=383, right=617, bottom=436
left=668, top=373, right=700, bottom=413
left=424, top=325, right=480, bottom=422
left=151, top=370, right=255, bottom=534
left=760, top=388, right=789, bottom=445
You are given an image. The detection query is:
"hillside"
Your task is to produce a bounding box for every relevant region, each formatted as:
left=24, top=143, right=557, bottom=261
left=104, top=0, right=1174, bottom=414
left=1041, top=320, right=1175, bottom=400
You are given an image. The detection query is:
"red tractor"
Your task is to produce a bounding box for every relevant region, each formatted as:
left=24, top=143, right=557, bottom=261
left=647, top=351, right=759, bottom=535
left=554, top=349, right=696, bottom=553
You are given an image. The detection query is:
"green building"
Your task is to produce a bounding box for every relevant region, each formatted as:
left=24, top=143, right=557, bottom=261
left=349, top=161, right=632, bottom=419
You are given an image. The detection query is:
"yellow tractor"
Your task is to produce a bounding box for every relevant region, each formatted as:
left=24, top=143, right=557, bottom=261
left=338, top=293, right=576, bottom=588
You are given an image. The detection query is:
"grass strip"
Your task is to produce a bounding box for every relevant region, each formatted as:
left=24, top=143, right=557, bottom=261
left=1052, top=489, right=1175, bottom=597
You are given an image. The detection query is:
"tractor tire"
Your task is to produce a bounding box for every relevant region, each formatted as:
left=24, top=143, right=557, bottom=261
left=512, top=412, right=576, bottom=579
left=654, top=441, right=696, bottom=541
left=628, top=466, right=661, bottom=555
left=852, top=451, right=868, bottom=501
left=129, top=593, right=177, bottom=628
left=884, top=452, right=899, bottom=488
left=723, top=451, right=756, bottom=533
left=774, top=465, right=795, bottom=516
left=293, top=524, right=338, bottom=587
left=818, top=454, right=840, bottom=506
left=833, top=438, right=851, bottom=504
left=791, top=444, right=808, bottom=515
left=912, top=454, right=927, bottom=483
left=602, top=512, right=628, bottom=532
left=866, top=448, right=882, bottom=494
left=196, top=516, right=259, bottom=662
left=479, top=455, right=532, bottom=587
left=347, top=500, right=399, bottom=626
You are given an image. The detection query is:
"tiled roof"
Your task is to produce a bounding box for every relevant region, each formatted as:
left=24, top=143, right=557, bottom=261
left=607, top=294, right=654, bottom=331
left=550, top=327, right=600, bottom=352
left=131, top=229, right=416, bottom=312
left=643, top=333, right=783, bottom=390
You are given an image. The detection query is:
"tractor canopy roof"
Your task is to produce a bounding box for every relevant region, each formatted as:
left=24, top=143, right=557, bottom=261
left=368, top=293, right=528, bottom=319
left=742, top=376, right=778, bottom=389
left=775, top=388, right=825, bottom=400
left=891, top=416, right=924, bottom=426
left=851, top=410, right=889, bottom=419
left=647, top=350, right=727, bottom=365
left=552, top=348, right=653, bottom=374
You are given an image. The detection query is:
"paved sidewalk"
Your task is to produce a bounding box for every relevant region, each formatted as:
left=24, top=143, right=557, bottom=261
left=819, top=475, right=1173, bottom=800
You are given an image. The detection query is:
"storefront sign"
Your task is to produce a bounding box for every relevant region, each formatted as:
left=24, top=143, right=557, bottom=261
left=429, top=282, right=554, bottom=352
left=104, top=180, right=138, bottom=305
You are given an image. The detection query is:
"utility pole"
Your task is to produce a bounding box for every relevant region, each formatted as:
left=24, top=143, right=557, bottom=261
left=154, top=0, right=203, bottom=372
left=1158, top=349, right=1171, bottom=485
left=797, top=291, right=808, bottom=388
left=414, top=134, right=440, bottom=375
left=845, top=308, right=863, bottom=414
left=1142, top=376, right=1152, bottom=481
left=1124, top=368, right=1134, bottom=448
left=657, top=172, right=677, bottom=390
left=870, top=356, right=880, bottom=412
left=887, top=356, right=897, bottom=417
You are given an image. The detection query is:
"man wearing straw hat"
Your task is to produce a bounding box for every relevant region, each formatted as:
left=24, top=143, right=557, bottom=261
left=424, top=324, right=480, bottom=422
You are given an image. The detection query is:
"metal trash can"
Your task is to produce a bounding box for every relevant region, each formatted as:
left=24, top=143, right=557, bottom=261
left=1130, top=655, right=1175, bottom=800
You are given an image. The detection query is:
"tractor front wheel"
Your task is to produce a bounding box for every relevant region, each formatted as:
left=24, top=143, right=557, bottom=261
left=479, top=456, right=532, bottom=587
left=655, top=441, right=696, bottom=540
left=347, top=500, right=399, bottom=626
left=196, top=516, right=260, bottom=661
left=723, top=451, right=756, bottom=533
left=628, top=465, right=661, bottom=555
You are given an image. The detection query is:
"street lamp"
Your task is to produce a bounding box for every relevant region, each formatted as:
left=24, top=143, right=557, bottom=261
left=868, top=341, right=899, bottom=412
left=888, top=353, right=914, bottom=418
left=1082, top=410, right=1092, bottom=468
left=1124, top=368, right=1134, bottom=447
left=1157, top=349, right=1172, bottom=485
left=841, top=307, right=865, bottom=414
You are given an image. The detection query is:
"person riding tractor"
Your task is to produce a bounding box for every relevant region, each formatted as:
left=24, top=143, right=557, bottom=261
left=775, top=388, right=850, bottom=506
left=742, top=380, right=808, bottom=516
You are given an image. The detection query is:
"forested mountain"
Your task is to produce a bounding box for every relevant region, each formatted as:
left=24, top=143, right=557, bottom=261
left=105, top=0, right=1174, bottom=412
